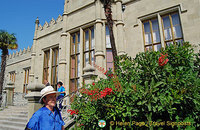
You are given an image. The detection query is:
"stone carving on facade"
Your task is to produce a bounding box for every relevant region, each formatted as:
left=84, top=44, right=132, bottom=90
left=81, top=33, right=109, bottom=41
left=56, top=15, right=63, bottom=22
left=43, top=21, right=49, bottom=28
left=27, top=46, right=31, bottom=52
left=38, top=24, right=43, bottom=30
left=49, top=18, right=56, bottom=26
left=23, top=48, right=26, bottom=54
left=7, top=46, right=32, bottom=60
left=19, top=49, right=22, bottom=55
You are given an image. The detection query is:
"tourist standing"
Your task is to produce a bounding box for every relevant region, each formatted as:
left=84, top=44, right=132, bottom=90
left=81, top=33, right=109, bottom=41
left=25, top=86, right=65, bottom=130
left=56, top=81, right=66, bottom=110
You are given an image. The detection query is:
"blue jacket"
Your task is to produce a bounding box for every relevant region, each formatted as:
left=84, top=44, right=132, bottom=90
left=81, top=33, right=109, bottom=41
left=26, top=106, right=65, bottom=130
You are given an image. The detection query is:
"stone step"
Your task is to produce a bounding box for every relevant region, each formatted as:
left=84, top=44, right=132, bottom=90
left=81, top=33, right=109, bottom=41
left=0, top=120, right=27, bottom=128
left=1, top=108, right=28, bottom=112
left=0, top=113, right=28, bottom=118
left=0, top=124, right=25, bottom=130
left=0, top=116, right=27, bottom=122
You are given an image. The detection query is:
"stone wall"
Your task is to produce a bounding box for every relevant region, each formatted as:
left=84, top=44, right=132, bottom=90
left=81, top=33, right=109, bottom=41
left=4, top=47, right=32, bottom=93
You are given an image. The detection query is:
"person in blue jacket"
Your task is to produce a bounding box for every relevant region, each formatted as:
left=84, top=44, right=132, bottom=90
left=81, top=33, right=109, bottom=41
left=25, top=86, right=65, bottom=130
left=56, top=81, right=66, bottom=110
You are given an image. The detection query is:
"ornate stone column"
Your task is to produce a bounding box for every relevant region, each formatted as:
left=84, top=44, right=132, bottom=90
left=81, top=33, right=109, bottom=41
left=58, top=32, right=67, bottom=84
left=29, top=18, right=39, bottom=83
left=115, top=0, right=125, bottom=55
left=5, top=82, right=15, bottom=106
left=82, top=64, right=97, bottom=85
left=25, top=82, right=45, bottom=119
left=95, top=0, right=105, bottom=78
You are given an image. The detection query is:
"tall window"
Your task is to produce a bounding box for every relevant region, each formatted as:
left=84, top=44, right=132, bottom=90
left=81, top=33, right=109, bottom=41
left=162, top=12, right=183, bottom=46
left=70, top=32, right=80, bottom=94
left=23, top=68, right=30, bottom=94
left=142, top=12, right=183, bottom=51
left=51, top=48, right=59, bottom=89
left=9, top=71, right=15, bottom=82
left=106, top=25, right=114, bottom=71
left=143, top=19, right=161, bottom=51
left=43, top=50, right=50, bottom=83
left=83, top=27, right=95, bottom=67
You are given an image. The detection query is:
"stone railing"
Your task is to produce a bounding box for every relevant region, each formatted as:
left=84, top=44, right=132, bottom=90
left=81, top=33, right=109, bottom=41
left=59, top=63, right=97, bottom=128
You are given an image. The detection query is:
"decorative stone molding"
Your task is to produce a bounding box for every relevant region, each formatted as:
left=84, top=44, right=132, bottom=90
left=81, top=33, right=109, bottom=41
left=116, top=20, right=124, bottom=26
left=95, top=19, right=104, bottom=25
left=95, top=51, right=105, bottom=58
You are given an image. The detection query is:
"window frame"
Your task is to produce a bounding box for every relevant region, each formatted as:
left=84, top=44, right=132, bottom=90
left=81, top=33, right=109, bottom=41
left=51, top=47, right=59, bottom=89
left=142, top=11, right=183, bottom=51
left=70, top=32, right=80, bottom=94
left=105, top=25, right=114, bottom=71
left=142, top=18, right=162, bottom=51
left=161, top=12, right=183, bottom=47
left=83, top=26, right=95, bottom=67
left=43, top=50, right=50, bottom=83
left=23, top=68, right=30, bottom=94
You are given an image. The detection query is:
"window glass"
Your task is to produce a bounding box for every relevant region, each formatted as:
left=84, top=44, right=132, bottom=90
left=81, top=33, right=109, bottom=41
left=106, top=26, right=111, bottom=48
left=146, top=46, right=153, bottom=51
left=85, top=30, right=89, bottom=51
left=85, top=52, right=89, bottom=65
left=77, top=55, right=80, bottom=77
left=163, top=16, right=172, bottom=40
left=77, top=33, right=80, bottom=53
left=152, top=19, right=160, bottom=43
left=144, top=22, right=152, bottom=44
left=171, top=13, right=179, bottom=26
left=72, top=35, right=76, bottom=54
left=91, top=28, right=95, bottom=49
left=71, top=56, right=75, bottom=78
left=106, top=50, right=114, bottom=71
left=154, top=44, right=161, bottom=51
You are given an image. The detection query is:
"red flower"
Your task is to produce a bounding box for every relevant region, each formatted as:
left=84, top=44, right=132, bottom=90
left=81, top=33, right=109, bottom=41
left=104, top=70, right=108, bottom=75
left=92, top=82, right=95, bottom=86
left=67, top=109, right=78, bottom=115
left=158, top=53, right=169, bottom=66
left=100, top=88, right=114, bottom=98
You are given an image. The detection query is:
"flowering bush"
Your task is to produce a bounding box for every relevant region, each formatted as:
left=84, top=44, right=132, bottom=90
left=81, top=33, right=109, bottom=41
left=70, top=42, right=200, bottom=129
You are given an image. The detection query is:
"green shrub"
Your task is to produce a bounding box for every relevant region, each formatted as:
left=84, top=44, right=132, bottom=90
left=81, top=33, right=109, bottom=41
left=70, top=42, right=200, bottom=129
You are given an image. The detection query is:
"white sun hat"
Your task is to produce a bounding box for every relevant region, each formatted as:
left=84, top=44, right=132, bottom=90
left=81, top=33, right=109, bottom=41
left=39, top=86, right=60, bottom=103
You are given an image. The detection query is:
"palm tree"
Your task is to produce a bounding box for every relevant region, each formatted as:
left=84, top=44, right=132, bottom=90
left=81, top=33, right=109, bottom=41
left=100, top=0, right=118, bottom=70
left=0, top=30, right=18, bottom=103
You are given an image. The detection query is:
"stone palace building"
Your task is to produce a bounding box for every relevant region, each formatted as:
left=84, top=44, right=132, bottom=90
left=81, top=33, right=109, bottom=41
left=3, top=0, right=200, bottom=99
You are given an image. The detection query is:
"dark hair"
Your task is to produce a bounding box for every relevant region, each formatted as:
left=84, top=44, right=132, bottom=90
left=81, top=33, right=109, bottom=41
left=57, top=81, right=63, bottom=86
left=41, top=96, right=46, bottom=105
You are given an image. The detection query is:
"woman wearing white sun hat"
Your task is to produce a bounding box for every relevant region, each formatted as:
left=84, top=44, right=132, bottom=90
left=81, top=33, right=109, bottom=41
left=25, top=86, right=65, bottom=130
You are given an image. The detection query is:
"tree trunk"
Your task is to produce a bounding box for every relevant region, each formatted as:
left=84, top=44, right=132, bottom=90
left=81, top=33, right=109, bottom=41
left=0, top=49, right=8, bottom=102
left=103, top=0, right=118, bottom=70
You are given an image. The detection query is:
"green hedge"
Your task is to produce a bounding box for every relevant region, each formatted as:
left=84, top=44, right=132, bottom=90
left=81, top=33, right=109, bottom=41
left=70, top=42, right=200, bottom=130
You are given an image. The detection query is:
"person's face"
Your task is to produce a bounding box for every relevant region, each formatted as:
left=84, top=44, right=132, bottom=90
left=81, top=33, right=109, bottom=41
left=43, top=93, right=56, bottom=107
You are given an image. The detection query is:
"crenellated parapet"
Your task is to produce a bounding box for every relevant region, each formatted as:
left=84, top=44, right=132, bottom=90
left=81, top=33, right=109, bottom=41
left=7, top=46, right=32, bottom=60
left=38, top=15, right=63, bottom=31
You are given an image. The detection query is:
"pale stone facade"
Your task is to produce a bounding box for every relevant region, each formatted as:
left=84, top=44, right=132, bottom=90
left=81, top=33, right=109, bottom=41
left=4, top=0, right=200, bottom=97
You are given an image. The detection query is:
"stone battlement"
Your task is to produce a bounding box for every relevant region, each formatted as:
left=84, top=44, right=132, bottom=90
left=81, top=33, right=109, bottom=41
left=7, top=46, right=32, bottom=60
left=38, top=15, right=63, bottom=31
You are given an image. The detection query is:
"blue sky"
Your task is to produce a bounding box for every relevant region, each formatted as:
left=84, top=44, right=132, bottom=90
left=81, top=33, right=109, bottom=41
left=0, top=0, right=64, bottom=57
